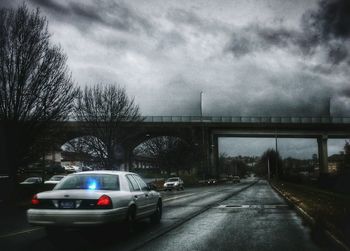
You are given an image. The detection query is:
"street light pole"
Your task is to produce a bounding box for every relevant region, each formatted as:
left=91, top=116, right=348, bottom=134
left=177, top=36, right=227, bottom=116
left=328, top=96, right=331, bottom=119
left=200, top=91, right=206, bottom=178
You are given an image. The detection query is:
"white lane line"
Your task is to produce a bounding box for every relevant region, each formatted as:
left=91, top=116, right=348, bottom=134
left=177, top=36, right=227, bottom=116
left=163, top=193, right=196, bottom=202
left=0, top=227, right=43, bottom=239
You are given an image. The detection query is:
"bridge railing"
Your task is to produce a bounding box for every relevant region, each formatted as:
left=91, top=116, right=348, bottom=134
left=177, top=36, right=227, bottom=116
left=142, top=116, right=350, bottom=124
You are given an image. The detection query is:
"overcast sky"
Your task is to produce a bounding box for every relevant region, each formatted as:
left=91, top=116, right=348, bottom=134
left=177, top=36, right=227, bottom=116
left=1, top=0, right=350, bottom=158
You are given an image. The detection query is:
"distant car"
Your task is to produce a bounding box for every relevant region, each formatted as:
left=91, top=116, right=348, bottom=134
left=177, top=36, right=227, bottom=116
left=163, top=177, right=184, bottom=190
left=44, top=175, right=66, bottom=185
left=27, top=171, right=162, bottom=234
left=20, top=177, right=42, bottom=185
left=63, top=165, right=80, bottom=173
left=207, top=178, right=217, bottom=185
left=233, top=176, right=240, bottom=183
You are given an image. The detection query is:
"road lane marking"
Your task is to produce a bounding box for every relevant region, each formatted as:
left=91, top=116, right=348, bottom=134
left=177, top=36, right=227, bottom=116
left=214, top=204, right=289, bottom=209
left=0, top=227, right=43, bottom=239
left=163, top=193, right=196, bottom=202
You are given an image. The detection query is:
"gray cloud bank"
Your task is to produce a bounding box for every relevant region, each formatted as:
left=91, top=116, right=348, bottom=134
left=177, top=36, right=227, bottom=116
left=227, top=0, right=350, bottom=65
left=2, top=0, right=350, bottom=116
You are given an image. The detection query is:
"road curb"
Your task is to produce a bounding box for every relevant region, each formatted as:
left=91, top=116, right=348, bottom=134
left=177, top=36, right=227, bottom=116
left=126, top=180, right=260, bottom=251
left=270, top=182, right=350, bottom=251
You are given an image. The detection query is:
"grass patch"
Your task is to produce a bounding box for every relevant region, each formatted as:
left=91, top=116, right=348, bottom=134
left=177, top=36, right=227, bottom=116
left=272, top=180, right=350, bottom=247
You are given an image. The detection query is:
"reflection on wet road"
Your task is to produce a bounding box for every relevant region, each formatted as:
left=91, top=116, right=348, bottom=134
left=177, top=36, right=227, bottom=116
left=0, top=179, right=332, bottom=251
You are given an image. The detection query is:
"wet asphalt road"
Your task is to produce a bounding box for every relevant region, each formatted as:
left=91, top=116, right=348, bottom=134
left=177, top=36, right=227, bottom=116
left=0, top=178, right=331, bottom=251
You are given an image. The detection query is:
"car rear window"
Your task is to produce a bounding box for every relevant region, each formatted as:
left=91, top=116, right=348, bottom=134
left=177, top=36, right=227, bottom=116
left=54, top=174, right=120, bottom=191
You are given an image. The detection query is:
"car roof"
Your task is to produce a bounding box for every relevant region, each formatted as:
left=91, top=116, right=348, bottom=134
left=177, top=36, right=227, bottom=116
left=69, top=170, right=136, bottom=176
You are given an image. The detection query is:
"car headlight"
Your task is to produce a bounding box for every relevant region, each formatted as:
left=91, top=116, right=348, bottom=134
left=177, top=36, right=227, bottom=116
left=174, top=182, right=179, bottom=186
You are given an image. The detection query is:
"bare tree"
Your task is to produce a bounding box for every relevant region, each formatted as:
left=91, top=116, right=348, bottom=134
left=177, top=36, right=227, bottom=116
left=74, top=84, right=141, bottom=169
left=0, top=5, right=77, bottom=186
left=256, top=148, right=282, bottom=178
left=135, top=136, right=194, bottom=175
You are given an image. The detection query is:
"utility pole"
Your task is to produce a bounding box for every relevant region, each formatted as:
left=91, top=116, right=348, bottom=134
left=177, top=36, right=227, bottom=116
left=200, top=91, right=203, bottom=118
left=275, top=130, right=278, bottom=179
left=267, top=158, right=271, bottom=181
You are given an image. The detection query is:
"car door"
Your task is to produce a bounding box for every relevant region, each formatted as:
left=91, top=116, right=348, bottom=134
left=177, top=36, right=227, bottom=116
left=133, top=175, right=157, bottom=215
left=125, top=174, right=148, bottom=218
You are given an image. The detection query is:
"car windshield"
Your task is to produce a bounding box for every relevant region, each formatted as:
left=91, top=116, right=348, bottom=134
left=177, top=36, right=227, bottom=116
left=54, top=174, right=120, bottom=190
left=49, top=176, right=64, bottom=181
left=167, top=178, right=179, bottom=182
left=25, top=178, right=39, bottom=182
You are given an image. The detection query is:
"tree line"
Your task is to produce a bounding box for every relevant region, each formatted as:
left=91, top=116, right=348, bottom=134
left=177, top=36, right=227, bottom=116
left=0, top=5, right=144, bottom=189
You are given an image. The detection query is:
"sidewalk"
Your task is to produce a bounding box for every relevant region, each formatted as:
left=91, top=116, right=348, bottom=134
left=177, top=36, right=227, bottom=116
left=271, top=180, right=350, bottom=250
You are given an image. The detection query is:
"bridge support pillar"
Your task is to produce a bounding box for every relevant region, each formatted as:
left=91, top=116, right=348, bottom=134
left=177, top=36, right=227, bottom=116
left=317, top=135, right=329, bottom=174
left=210, top=134, right=219, bottom=178
left=194, top=126, right=210, bottom=179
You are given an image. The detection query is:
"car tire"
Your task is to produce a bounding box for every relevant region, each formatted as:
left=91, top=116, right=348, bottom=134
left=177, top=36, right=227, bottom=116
left=150, top=200, right=162, bottom=224
left=125, top=207, right=136, bottom=234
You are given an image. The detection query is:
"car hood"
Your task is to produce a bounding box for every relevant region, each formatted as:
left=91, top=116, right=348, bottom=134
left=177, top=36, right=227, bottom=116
left=44, top=181, right=60, bottom=184
left=165, top=182, right=178, bottom=185
left=37, top=189, right=116, bottom=200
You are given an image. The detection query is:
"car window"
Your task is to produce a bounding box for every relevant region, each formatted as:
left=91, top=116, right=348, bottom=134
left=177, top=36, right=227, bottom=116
left=54, top=174, right=120, bottom=190
left=126, top=175, right=141, bottom=192
left=133, top=175, right=149, bottom=191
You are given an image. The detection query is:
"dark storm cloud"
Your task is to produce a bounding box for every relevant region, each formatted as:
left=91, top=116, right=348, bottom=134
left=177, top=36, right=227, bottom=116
left=311, top=0, right=350, bottom=39
left=227, top=0, right=350, bottom=65
left=328, top=43, right=349, bottom=65
left=29, top=0, right=153, bottom=34
left=226, top=25, right=315, bottom=57
left=155, top=76, right=200, bottom=116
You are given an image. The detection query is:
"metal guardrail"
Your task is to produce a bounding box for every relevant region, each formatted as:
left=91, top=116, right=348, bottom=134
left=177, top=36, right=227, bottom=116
left=142, top=116, right=350, bottom=124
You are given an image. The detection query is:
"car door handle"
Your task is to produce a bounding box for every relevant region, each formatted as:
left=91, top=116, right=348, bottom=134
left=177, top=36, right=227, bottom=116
left=134, top=195, right=138, bottom=200
left=145, top=193, right=149, bottom=197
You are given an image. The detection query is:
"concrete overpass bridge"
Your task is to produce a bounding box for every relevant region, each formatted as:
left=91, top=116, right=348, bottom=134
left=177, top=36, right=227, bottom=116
left=58, top=116, right=350, bottom=176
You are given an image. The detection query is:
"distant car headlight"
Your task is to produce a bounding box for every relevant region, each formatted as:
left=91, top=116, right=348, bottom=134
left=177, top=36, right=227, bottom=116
left=163, top=183, right=167, bottom=187
left=174, top=182, right=179, bottom=186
